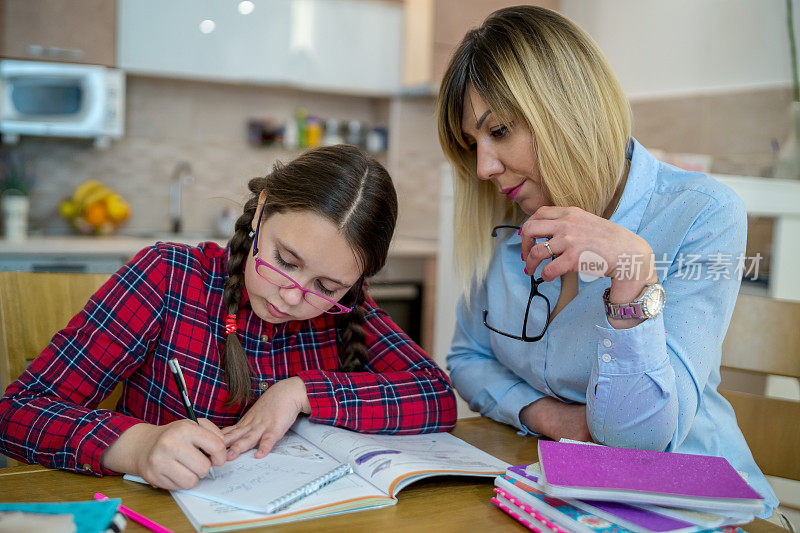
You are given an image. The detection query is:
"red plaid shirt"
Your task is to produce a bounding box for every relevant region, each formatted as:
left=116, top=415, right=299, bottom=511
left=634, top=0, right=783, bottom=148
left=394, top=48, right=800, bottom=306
left=0, top=242, right=456, bottom=476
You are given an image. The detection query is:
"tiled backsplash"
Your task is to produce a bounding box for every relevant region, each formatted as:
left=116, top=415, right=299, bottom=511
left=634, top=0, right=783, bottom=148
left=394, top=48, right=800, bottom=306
left=16, top=76, right=386, bottom=237
left=8, top=76, right=794, bottom=242
left=630, top=87, right=793, bottom=178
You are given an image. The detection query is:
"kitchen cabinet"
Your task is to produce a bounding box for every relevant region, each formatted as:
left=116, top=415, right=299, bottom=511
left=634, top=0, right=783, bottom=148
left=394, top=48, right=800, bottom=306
left=0, top=0, right=116, bottom=66
left=402, top=0, right=559, bottom=90
left=117, top=0, right=402, bottom=95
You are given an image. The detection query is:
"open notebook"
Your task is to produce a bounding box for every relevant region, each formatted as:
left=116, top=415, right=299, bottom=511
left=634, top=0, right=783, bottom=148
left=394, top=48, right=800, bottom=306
left=127, top=418, right=508, bottom=531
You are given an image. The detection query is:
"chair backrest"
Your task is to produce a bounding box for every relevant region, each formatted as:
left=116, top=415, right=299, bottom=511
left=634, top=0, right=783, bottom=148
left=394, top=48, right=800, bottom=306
left=720, top=293, right=800, bottom=481
left=0, top=271, right=116, bottom=403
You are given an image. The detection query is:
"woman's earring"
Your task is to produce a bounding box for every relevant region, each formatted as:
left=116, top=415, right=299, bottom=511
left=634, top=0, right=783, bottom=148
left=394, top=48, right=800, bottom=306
left=248, top=230, right=255, bottom=238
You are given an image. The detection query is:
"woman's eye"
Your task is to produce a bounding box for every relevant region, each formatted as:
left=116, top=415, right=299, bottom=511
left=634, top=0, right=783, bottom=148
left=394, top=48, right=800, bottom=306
left=490, top=125, right=509, bottom=138
left=273, top=250, right=296, bottom=270
left=315, top=281, right=336, bottom=296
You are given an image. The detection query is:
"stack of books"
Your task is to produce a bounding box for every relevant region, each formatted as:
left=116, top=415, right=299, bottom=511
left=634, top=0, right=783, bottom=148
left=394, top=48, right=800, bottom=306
left=492, top=440, right=766, bottom=533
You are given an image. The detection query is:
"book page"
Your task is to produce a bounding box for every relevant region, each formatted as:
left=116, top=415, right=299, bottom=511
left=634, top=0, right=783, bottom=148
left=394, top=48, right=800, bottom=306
left=173, top=473, right=391, bottom=531
left=292, top=418, right=509, bottom=497
left=176, top=430, right=348, bottom=514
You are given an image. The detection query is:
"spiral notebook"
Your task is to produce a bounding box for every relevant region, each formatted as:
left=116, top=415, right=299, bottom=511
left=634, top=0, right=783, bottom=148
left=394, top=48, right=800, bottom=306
left=182, top=457, right=352, bottom=514
left=126, top=438, right=353, bottom=515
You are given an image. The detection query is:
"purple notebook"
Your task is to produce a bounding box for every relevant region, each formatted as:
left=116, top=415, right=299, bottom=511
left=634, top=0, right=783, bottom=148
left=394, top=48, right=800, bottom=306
left=506, top=465, right=697, bottom=533
left=537, top=441, right=763, bottom=513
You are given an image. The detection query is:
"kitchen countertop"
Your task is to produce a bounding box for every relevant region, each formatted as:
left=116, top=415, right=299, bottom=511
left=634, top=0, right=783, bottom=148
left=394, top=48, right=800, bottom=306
left=0, top=235, right=438, bottom=259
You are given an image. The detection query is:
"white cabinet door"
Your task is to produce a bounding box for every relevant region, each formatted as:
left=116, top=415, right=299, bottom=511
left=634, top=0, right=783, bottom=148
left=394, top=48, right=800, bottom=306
left=117, top=0, right=402, bottom=94
left=286, top=0, right=402, bottom=94
left=117, top=0, right=292, bottom=84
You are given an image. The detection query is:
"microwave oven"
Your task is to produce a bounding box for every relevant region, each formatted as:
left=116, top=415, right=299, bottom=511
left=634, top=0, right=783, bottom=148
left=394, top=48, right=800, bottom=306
left=0, top=60, right=125, bottom=148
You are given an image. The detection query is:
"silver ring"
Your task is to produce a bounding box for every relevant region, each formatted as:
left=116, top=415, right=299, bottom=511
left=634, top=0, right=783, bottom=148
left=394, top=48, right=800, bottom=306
left=543, top=240, right=555, bottom=259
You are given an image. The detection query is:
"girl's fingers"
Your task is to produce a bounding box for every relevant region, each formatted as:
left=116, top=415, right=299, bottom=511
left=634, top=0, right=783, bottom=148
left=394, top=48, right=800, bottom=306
left=159, top=462, right=198, bottom=491
left=174, top=440, right=218, bottom=480
left=254, top=432, right=281, bottom=459
left=227, top=431, right=260, bottom=459
left=198, top=418, right=224, bottom=440
left=222, top=425, right=248, bottom=446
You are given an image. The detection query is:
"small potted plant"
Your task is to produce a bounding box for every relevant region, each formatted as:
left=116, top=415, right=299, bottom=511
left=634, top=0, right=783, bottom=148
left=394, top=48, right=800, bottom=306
left=0, top=151, right=34, bottom=241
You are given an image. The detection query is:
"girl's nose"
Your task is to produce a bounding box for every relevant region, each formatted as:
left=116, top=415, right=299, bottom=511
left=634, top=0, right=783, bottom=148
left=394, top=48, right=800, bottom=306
left=279, top=286, right=305, bottom=307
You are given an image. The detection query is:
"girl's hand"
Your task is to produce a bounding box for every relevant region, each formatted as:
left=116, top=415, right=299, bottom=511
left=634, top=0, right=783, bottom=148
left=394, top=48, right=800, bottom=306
left=519, top=397, right=592, bottom=443
left=520, top=206, right=658, bottom=311
left=102, top=418, right=227, bottom=490
left=222, top=377, right=311, bottom=460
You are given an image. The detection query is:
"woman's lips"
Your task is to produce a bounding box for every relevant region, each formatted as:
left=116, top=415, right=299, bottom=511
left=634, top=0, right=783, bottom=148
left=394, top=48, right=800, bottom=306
left=267, top=301, right=290, bottom=319
left=502, top=181, right=525, bottom=201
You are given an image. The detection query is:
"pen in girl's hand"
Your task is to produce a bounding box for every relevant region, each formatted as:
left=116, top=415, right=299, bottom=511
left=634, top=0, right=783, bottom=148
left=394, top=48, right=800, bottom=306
left=168, top=358, right=216, bottom=480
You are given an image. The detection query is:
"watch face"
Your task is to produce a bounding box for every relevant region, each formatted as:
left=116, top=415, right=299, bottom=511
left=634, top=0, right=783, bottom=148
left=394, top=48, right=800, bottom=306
left=642, top=284, right=666, bottom=317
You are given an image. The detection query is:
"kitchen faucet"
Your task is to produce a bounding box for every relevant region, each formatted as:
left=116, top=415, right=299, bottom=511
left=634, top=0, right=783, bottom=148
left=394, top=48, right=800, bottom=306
left=170, top=161, right=194, bottom=234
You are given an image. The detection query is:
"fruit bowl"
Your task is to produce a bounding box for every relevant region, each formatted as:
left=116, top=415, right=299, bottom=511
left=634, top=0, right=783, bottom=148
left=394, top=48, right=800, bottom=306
left=59, top=180, right=131, bottom=235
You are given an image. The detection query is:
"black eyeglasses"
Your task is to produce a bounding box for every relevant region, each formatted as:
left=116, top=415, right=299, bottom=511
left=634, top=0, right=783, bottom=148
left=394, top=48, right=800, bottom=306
left=482, top=225, right=552, bottom=342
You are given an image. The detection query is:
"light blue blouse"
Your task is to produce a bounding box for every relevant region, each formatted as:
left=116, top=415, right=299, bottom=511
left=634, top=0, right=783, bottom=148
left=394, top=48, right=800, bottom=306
left=447, top=139, right=779, bottom=516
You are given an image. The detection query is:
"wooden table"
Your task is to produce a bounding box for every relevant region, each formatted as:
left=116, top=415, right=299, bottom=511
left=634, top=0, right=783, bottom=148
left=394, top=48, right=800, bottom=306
left=0, top=417, right=786, bottom=533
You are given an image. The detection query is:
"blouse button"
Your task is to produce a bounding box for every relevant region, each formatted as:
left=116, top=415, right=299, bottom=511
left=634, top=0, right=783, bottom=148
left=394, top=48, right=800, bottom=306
left=601, top=353, right=612, bottom=363
left=260, top=335, right=270, bottom=343
left=603, top=338, right=612, bottom=348
left=259, top=381, right=270, bottom=391
left=82, top=463, right=92, bottom=472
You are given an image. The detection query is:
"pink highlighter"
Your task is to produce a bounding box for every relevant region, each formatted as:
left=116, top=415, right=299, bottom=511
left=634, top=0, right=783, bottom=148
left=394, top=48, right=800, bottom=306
left=94, top=492, right=173, bottom=533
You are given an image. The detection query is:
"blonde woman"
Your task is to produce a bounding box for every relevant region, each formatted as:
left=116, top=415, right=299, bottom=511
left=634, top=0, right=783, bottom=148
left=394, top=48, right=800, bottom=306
left=436, top=5, right=777, bottom=517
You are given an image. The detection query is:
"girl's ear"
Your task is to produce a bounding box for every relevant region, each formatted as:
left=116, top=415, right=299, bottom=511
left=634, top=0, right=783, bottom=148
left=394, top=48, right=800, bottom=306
left=252, top=191, right=267, bottom=233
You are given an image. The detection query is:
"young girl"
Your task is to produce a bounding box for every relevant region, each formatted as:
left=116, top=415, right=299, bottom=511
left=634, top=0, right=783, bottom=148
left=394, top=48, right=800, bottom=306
left=0, top=145, right=457, bottom=491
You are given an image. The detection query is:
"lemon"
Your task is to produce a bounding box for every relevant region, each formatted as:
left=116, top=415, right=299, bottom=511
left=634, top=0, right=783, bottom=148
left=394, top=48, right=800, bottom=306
left=58, top=199, right=80, bottom=220
left=105, top=194, right=130, bottom=223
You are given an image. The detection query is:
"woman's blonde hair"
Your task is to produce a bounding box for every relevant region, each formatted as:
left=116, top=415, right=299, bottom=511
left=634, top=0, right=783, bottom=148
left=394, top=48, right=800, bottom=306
left=436, top=5, right=631, bottom=300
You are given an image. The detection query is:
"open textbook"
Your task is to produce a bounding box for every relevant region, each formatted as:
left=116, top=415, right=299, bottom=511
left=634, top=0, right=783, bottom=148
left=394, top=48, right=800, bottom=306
left=128, top=417, right=508, bottom=532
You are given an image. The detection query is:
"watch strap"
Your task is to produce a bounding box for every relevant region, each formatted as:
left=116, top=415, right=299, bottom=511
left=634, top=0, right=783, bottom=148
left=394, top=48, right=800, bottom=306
left=604, top=292, right=647, bottom=319
left=603, top=284, right=663, bottom=320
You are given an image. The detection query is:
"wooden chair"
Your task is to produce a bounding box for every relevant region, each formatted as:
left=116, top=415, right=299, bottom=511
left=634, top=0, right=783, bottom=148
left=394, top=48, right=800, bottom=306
left=720, top=293, right=800, bottom=482
left=0, top=271, right=120, bottom=467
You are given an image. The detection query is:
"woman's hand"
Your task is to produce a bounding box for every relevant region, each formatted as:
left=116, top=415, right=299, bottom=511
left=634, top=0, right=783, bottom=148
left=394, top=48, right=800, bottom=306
left=520, top=206, right=658, bottom=326
left=101, top=418, right=227, bottom=490
left=519, top=397, right=592, bottom=443
left=222, top=377, right=311, bottom=460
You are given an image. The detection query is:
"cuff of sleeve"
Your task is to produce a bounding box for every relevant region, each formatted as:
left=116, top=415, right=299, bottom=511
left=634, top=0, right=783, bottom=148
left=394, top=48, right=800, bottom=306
left=73, top=413, right=144, bottom=476
left=594, top=313, right=667, bottom=374
left=297, top=370, right=338, bottom=424
left=488, top=381, right=546, bottom=434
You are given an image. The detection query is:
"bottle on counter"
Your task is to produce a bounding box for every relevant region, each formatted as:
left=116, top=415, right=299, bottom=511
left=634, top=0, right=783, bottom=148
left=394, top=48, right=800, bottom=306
left=306, top=116, right=323, bottom=147
left=322, top=118, right=344, bottom=146
left=366, top=126, right=388, bottom=153
left=283, top=116, right=298, bottom=150
left=296, top=107, right=308, bottom=148
left=346, top=120, right=362, bottom=148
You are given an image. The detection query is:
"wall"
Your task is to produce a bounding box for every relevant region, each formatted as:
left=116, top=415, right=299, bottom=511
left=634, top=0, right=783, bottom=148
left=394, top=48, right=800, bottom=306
left=561, top=0, right=795, bottom=99
left=15, top=76, right=388, bottom=237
